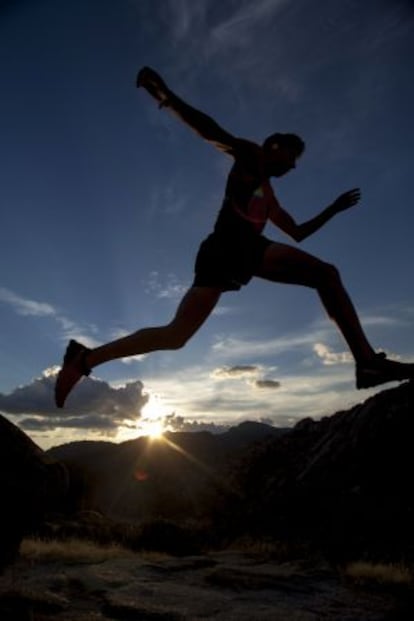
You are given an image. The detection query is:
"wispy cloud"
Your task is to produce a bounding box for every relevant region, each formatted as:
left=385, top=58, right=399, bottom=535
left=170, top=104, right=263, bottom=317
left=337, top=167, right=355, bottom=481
left=212, top=330, right=323, bottom=360
left=264, top=309, right=414, bottom=367
left=147, top=183, right=189, bottom=218
left=163, top=0, right=290, bottom=50
left=359, top=313, right=409, bottom=328
left=164, top=0, right=208, bottom=42
left=212, top=304, right=237, bottom=317
left=0, top=287, right=56, bottom=317
left=144, top=271, right=188, bottom=301
left=211, top=0, right=290, bottom=46
left=0, top=285, right=100, bottom=348
left=156, top=0, right=300, bottom=103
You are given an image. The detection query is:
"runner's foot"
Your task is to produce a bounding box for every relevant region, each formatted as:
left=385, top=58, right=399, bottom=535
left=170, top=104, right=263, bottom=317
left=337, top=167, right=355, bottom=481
left=356, top=353, right=414, bottom=389
left=55, top=340, right=91, bottom=408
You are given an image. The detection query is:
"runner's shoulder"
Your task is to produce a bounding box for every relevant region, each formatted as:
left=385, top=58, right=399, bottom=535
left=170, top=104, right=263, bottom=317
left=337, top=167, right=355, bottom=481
left=230, top=138, right=261, bottom=158
left=229, top=139, right=264, bottom=178
left=226, top=138, right=262, bottom=171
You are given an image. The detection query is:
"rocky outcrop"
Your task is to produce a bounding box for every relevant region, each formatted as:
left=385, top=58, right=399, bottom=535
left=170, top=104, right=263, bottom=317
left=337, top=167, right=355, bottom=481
left=223, top=381, right=414, bottom=562
left=0, top=414, right=69, bottom=569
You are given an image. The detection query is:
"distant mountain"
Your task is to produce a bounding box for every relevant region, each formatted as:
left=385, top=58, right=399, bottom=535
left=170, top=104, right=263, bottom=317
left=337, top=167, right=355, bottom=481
left=46, top=421, right=286, bottom=522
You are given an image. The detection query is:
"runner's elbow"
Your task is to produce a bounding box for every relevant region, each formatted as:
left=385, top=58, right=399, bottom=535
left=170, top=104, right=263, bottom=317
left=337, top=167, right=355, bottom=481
left=289, top=226, right=306, bottom=242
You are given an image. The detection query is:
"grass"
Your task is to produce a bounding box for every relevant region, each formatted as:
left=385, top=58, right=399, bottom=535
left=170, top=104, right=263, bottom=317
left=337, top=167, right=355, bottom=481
left=20, top=537, right=134, bottom=564
left=224, top=535, right=318, bottom=565
left=344, top=561, right=413, bottom=587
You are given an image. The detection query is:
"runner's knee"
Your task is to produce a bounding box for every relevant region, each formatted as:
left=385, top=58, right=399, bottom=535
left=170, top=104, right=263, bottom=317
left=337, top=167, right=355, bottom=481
left=169, top=335, right=189, bottom=350
left=164, top=325, right=192, bottom=350
left=316, top=261, right=341, bottom=289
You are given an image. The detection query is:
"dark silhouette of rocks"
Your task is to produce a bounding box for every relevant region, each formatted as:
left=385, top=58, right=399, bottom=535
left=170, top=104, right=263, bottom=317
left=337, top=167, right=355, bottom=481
left=222, top=381, right=414, bottom=562
left=3, top=381, right=414, bottom=570
left=44, top=383, right=414, bottom=562
left=0, top=414, right=69, bottom=570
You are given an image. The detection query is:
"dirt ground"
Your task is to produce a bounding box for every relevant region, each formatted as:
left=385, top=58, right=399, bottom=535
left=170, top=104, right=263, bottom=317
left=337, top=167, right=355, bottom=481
left=1, top=545, right=411, bottom=620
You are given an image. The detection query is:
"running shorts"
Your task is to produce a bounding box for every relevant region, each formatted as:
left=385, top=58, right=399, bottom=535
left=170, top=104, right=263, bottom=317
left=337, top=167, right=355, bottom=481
left=192, top=232, right=272, bottom=292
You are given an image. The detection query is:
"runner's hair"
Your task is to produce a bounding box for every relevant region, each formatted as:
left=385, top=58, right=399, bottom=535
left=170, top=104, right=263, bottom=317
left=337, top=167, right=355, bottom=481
left=263, top=133, right=305, bottom=155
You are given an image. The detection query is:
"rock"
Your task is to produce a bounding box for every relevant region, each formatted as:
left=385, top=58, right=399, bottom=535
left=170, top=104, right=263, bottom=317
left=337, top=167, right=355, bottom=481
left=224, top=382, right=414, bottom=562
left=0, top=413, right=69, bottom=569
left=0, top=587, right=68, bottom=620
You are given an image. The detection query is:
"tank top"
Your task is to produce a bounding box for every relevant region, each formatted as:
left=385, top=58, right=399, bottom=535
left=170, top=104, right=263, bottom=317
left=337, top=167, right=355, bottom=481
left=214, top=177, right=274, bottom=238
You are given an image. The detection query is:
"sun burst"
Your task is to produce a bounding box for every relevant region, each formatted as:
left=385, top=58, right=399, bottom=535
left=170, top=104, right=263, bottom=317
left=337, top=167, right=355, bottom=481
left=144, top=419, right=165, bottom=440
left=139, top=393, right=169, bottom=439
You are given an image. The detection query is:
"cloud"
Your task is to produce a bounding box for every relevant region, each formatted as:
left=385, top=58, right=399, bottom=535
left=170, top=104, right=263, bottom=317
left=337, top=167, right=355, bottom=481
left=211, top=0, right=290, bottom=46
left=144, top=271, right=187, bottom=301
left=163, top=0, right=290, bottom=52
left=212, top=305, right=237, bottom=317
left=153, top=0, right=299, bottom=105
left=164, top=0, right=208, bottom=42
left=313, top=343, right=352, bottom=366
left=148, top=183, right=189, bottom=217
left=212, top=365, right=259, bottom=379
left=360, top=314, right=408, bottom=328
left=0, top=286, right=100, bottom=347
left=211, top=365, right=281, bottom=390
left=55, top=318, right=100, bottom=349
left=119, top=355, right=373, bottom=445
left=212, top=331, right=322, bottom=360
left=165, top=412, right=230, bottom=434
left=253, top=379, right=281, bottom=389
left=0, top=286, right=56, bottom=316
left=18, top=414, right=119, bottom=432
left=108, top=329, right=147, bottom=364
left=0, top=369, right=149, bottom=433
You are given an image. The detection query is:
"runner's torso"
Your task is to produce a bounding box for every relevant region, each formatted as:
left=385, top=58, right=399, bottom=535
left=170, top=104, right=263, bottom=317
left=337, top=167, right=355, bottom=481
left=214, top=157, right=275, bottom=238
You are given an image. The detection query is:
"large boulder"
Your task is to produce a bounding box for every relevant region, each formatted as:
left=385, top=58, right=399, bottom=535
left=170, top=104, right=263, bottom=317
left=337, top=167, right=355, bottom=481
left=0, top=414, right=68, bottom=569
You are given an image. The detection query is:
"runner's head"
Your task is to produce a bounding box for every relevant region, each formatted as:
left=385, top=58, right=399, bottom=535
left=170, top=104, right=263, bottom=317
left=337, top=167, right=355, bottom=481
left=262, top=133, right=305, bottom=177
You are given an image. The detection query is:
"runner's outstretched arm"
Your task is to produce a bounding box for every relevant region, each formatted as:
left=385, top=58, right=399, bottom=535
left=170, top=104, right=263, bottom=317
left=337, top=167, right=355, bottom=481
left=269, top=189, right=361, bottom=242
left=137, top=66, right=255, bottom=157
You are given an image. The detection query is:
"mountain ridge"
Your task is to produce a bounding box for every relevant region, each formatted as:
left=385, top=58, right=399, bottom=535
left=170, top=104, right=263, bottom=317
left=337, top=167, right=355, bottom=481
left=3, top=381, right=414, bottom=569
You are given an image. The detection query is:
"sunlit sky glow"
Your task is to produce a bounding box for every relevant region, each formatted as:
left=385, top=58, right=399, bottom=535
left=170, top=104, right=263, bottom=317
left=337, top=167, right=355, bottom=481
left=1, top=0, right=414, bottom=449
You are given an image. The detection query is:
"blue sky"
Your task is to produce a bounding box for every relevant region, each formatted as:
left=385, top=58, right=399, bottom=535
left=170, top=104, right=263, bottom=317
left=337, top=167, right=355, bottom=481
left=1, top=0, right=414, bottom=449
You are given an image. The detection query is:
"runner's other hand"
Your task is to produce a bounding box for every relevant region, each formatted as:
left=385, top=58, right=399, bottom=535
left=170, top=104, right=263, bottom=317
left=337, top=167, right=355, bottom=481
left=331, top=188, right=361, bottom=213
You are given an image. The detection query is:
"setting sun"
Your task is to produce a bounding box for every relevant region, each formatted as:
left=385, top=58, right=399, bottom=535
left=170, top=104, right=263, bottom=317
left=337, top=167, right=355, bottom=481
left=139, top=394, right=169, bottom=439
left=144, top=419, right=165, bottom=439
left=114, top=393, right=170, bottom=444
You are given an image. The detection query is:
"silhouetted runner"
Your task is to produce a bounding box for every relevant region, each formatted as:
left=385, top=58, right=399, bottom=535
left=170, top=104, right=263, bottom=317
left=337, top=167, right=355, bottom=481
left=55, top=67, right=414, bottom=408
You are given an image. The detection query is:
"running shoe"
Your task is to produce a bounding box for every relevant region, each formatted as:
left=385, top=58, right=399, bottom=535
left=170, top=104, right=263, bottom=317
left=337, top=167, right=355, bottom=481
left=356, top=353, right=414, bottom=389
left=55, top=340, right=91, bottom=408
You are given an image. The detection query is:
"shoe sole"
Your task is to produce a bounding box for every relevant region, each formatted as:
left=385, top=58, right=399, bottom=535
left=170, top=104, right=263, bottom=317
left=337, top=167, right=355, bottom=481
left=357, top=366, right=414, bottom=389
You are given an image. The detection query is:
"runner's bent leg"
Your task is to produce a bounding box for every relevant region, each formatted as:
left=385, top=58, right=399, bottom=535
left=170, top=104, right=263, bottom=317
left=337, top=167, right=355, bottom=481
left=255, top=242, right=375, bottom=363
left=55, top=287, right=221, bottom=407
left=87, top=287, right=222, bottom=368
left=255, top=242, right=414, bottom=387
